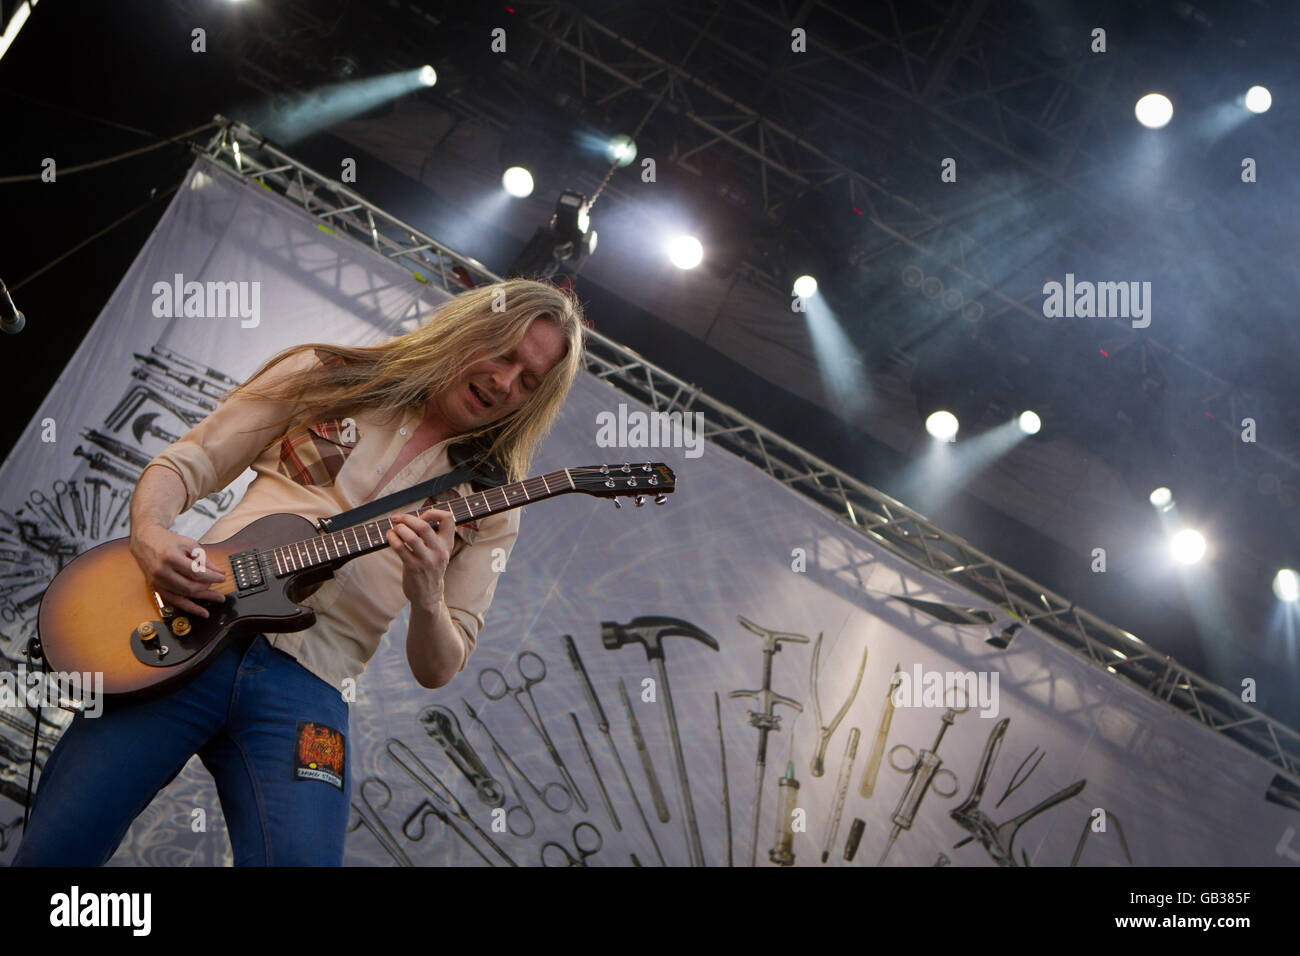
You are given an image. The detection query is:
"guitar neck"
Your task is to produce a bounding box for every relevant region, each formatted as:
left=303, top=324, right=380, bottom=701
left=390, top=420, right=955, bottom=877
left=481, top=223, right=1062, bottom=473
left=262, top=468, right=575, bottom=577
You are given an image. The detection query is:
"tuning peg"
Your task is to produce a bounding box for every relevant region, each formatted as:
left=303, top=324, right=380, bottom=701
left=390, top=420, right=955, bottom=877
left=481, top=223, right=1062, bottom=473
left=654, top=494, right=667, bottom=505
left=613, top=498, right=622, bottom=509
left=634, top=495, right=646, bottom=507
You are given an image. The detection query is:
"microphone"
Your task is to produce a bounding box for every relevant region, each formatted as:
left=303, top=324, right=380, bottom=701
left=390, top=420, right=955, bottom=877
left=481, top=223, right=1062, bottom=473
left=0, top=279, right=25, bottom=334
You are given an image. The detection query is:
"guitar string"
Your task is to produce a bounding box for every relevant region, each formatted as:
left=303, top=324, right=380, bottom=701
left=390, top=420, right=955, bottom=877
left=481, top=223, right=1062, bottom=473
left=249, top=467, right=656, bottom=579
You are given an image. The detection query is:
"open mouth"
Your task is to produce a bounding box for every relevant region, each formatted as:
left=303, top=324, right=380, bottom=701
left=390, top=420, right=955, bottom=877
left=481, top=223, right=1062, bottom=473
left=468, top=382, right=493, bottom=411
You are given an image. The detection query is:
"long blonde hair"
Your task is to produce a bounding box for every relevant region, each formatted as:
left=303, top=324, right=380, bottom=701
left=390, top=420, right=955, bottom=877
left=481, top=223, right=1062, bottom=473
left=228, top=278, right=586, bottom=481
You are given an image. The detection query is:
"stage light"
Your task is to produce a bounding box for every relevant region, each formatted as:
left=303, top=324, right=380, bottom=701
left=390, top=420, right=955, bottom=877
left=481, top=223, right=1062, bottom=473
left=911, top=334, right=998, bottom=445
left=552, top=191, right=586, bottom=237
left=549, top=190, right=596, bottom=258
left=793, top=275, right=818, bottom=298
left=606, top=135, right=637, bottom=168
left=1018, top=410, right=1041, bottom=435
left=926, top=410, right=959, bottom=442
left=502, top=166, right=534, bottom=198
left=1171, top=528, right=1206, bottom=565
left=1149, top=486, right=1174, bottom=511
left=418, top=65, right=437, bottom=87
left=1135, top=93, right=1173, bottom=129
left=1245, top=86, right=1272, bottom=113
left=1274, top=569, right=1299, bottom=603
left=667, top=236, right=703, bottom=270
left=507, top=190, right=597, bottom=277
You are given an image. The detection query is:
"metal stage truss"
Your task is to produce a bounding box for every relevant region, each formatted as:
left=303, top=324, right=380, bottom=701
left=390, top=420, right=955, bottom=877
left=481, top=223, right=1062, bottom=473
left=191, top=116, right=1300, bottom=787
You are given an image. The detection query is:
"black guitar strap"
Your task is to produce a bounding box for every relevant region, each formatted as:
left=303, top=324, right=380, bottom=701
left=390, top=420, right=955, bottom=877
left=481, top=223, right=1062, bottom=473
left=315, top=439, right=507, bottom=533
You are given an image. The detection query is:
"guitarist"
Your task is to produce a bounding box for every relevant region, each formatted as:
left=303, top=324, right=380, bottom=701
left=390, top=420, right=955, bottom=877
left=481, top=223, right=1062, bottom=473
left=14, top=277, right=585, bottom=866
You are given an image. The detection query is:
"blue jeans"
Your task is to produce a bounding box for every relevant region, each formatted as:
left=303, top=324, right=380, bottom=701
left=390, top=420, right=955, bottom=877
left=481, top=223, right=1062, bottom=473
left=12, top=632, right=351, bottom=866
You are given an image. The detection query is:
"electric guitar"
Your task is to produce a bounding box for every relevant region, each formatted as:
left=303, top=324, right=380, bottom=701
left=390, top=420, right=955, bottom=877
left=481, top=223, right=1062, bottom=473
left=37, top=462, right=675, bottom=699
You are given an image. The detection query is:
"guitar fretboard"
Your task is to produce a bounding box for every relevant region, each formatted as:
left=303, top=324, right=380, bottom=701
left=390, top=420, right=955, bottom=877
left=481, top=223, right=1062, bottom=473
left=261, top=468, right=575, bottom=577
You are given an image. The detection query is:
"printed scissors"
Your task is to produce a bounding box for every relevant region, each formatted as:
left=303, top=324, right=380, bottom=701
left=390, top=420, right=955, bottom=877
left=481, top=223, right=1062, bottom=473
left=540, top=821, right=602, bottom=867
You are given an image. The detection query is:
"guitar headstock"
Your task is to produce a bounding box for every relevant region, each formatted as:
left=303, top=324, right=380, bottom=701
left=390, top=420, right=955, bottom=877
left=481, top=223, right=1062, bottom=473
left=570, top=463, right=677, bottom=506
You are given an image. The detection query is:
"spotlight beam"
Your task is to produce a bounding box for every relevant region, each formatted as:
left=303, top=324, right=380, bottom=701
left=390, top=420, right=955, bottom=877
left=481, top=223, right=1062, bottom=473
left=250, top=68, right=437, bottom=145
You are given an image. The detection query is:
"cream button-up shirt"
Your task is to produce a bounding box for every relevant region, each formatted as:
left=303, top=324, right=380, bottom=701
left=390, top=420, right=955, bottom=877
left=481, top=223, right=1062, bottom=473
left=142, top=348, right=520, bottom=693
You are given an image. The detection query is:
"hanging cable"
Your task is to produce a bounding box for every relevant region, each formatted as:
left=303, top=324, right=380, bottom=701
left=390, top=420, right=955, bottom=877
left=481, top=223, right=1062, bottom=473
left=0, top=88, right=171, bottom=141
left=11, top=178, right=184, bottom=292
left=0, top=120, right=218, bottom=184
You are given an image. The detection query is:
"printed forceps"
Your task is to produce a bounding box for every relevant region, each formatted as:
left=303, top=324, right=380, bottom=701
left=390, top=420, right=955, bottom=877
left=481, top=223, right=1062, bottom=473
left=348, top=776, right=414, bottom=867
left=541, top=821, right=603, bottom=867
left=478, top=650, right=587, bottom=811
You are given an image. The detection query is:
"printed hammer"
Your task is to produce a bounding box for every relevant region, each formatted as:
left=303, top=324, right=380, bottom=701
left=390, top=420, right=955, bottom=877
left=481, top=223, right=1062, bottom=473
left=601, top=615, right=719, bottom=867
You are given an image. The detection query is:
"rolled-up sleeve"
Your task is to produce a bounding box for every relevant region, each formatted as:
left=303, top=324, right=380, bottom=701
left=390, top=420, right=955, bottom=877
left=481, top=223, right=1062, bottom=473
left=144, top=349, right=322, bottom=513
left=443, top=505, right=521, bottom=671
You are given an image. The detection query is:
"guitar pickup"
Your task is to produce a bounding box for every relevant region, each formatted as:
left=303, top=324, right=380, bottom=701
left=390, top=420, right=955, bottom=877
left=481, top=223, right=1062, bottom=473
left=229, top=550, right=267, bottom=595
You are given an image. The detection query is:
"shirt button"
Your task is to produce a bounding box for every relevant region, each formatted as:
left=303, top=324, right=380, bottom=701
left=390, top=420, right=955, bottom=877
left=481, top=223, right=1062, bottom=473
left=376, top=466, right=383, bottom=473
left=399, top=428, right=407, bottom=435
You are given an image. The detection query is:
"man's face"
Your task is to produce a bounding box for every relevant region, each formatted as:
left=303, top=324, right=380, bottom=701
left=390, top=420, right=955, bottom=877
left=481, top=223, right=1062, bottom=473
left=430, top=318, right=568, bottom=434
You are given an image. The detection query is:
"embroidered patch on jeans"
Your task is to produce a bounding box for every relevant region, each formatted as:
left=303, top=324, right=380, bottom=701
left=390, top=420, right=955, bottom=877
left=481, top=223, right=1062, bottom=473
left=293, top=721, right=346, bottom=790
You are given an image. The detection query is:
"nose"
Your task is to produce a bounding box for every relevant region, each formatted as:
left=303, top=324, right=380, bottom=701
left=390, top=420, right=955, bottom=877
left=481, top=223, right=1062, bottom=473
left=490, top=360, right=523, bottom=394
